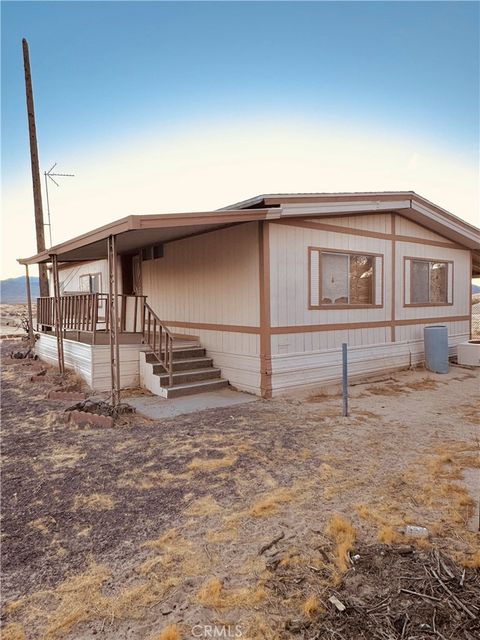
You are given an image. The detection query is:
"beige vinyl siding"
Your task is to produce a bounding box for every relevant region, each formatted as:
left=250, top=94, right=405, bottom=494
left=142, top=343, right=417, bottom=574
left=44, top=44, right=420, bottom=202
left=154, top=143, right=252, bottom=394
left=395, top=216, right=454, bottom=243
left=141, top=222, right=261, bottom=393
left=267, top=214, right=471, bottom=396
left=304, top=213, right=391, bottom=233
left=55, top=259, right=110, bottom=294
left=142, top=222, right=259, bottom=327
left=396, top=242, right=470, bottom=321
left=269, top=222, right=392, bottom=337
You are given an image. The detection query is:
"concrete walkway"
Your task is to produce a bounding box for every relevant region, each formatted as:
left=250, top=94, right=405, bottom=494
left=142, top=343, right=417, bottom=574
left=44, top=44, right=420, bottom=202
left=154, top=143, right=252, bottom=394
left=124, top=388, right=258, bottom=419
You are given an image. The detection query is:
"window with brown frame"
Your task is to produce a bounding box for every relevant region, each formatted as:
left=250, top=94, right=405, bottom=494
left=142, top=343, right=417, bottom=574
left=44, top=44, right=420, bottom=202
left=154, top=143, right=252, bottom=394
left=79, top=273, right=102, bottom=294
left=409, top=259, right=449, bottom=305
left=309, top=248, right=382, bottom=308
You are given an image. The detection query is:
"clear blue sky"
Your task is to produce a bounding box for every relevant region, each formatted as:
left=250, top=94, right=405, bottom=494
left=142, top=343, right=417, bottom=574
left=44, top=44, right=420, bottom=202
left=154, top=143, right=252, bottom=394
left=2, top=0, right=479, bottom=179
left=1, top=1, right=479, bottom=278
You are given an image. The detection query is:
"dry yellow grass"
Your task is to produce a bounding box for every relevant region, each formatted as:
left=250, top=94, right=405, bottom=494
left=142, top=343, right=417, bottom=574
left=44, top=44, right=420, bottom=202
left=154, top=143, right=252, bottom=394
left=302, top=595, right=322, bottom=617
left=187, top=455, right=237, bottom=473
left=3, top=599, right=25, bottom=616
left=28, top=516, right=54, bottom=535
left=142, top=528, right=179, bottom=550
left=325, top=514, right=356, bottom=573
left=73, top=493, right=115, bottom=511
left=41, top=445, right=86, bottom=470
left=1, top=623, right=26, bottom=640
left=150, top=624, right=181, bottom=640
left=185, top=495, right=222, bottom=517
left=197, top=577, right=266, bottom=610
left=16, top=562, right=181, bottom=639
left=377, top=525, right=405, bottom=545
left=249, top=487, right=294, bottom=517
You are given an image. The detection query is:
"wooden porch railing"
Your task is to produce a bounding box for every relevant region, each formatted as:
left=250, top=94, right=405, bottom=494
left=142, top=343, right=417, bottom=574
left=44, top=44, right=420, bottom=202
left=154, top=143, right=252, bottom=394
left=36, top=294, right=174, bottom=386
left=142, top=301, right=174, bottom=386
left=36, top=294, right=147, bottom=336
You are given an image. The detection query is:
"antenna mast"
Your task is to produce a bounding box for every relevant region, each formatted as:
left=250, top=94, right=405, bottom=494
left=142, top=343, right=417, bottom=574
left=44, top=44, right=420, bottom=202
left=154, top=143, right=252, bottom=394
left=44, top=163, right=75, bottom=247
left=22, top=38, right=49, bottom=296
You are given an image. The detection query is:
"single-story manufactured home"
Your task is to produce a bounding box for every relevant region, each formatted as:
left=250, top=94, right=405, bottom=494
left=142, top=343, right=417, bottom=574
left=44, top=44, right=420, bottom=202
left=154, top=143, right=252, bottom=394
left=19, top=191, right=480, bottom=400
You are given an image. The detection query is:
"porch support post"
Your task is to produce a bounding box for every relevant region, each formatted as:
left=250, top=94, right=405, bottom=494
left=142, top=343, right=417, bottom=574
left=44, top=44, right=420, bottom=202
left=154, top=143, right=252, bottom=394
left=25, top=264, right=35, bottom=347
left=51, top=254, right=65, bottom=374
left=107, top=235, right=121, bottom=407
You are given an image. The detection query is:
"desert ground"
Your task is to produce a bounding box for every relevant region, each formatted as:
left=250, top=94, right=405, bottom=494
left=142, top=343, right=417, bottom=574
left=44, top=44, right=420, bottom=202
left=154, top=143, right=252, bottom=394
left=1, top=337, right=479, bottom=640
left=0, top=304, right=36, bottom=338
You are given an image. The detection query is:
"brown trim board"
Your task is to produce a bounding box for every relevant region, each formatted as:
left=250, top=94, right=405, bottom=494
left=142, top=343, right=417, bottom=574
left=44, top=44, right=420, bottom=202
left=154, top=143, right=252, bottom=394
left=271, top=218, right=464, bottom=250
left=391, top=213, right=396, bottom=342
left=259, top=220, right=272, bottom=398
left=270, top=315, right=470, bottom=335
left=164, top=321, right=260, bottom=334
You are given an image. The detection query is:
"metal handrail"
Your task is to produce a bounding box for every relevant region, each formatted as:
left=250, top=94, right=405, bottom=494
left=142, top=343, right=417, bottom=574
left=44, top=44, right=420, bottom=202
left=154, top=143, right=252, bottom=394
left=142, top=301, right=174, bottom=386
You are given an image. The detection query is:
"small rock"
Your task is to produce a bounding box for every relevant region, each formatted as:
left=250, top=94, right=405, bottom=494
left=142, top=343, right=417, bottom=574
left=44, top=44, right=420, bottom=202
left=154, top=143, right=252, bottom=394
left=405, top=525, right=429, bottom=538
left=328, top=595, right=346, bottom=611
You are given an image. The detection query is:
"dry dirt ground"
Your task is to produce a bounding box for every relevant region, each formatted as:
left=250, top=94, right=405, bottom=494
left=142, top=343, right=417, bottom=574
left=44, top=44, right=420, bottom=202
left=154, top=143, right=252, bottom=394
left=1, top=338, right=479, bottom=640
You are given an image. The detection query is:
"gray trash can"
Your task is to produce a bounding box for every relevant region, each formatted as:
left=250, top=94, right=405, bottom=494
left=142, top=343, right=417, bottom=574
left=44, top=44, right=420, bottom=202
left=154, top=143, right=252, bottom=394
left=424, top=325, right=449, bottom=374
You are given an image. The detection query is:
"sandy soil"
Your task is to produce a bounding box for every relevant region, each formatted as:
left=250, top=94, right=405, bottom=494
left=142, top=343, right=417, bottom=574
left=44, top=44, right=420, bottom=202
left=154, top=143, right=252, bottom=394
left=1, top=338, right=479, bottom=640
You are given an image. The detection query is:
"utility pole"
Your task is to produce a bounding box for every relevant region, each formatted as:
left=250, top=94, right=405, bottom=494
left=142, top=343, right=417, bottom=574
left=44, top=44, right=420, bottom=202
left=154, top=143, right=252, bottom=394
left=22, top=38, right=49, bottom=297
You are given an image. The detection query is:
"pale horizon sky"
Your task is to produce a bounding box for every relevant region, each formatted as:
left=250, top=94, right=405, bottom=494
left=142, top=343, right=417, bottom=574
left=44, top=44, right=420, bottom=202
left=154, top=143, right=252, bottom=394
left=2, top=1, right=479, bottom=279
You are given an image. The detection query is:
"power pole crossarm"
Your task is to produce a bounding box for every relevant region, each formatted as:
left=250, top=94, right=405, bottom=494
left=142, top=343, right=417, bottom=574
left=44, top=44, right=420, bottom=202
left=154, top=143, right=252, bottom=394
left=22, top=38, right=49, bottom=297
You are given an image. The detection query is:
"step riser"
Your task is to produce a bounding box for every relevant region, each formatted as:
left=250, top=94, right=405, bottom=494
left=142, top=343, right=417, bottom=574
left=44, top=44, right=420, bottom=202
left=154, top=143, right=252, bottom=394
left=153, top=358, right=214, bottom=373
left=158, top=369, right=221, bottom=386
left=165, top=380, right=228, bottom=398
left=173, top=348, right=205, bottom=360
left=145, top=348, right=206, bottom=363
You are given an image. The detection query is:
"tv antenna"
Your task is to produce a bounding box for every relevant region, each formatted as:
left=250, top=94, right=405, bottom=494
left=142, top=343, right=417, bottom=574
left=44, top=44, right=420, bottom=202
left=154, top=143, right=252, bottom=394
left=44, top=162, right=75, bottom=247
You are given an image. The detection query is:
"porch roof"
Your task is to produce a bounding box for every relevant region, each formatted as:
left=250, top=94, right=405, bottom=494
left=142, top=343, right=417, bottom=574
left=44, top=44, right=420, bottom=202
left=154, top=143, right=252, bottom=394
left=18, top=207, right=278, bottom=265
left=18, top=191, right=480, bottom=274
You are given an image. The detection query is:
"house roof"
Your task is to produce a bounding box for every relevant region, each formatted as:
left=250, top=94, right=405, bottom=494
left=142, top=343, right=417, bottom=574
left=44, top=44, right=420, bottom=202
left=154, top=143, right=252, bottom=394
left=18, top=191, right=480, bottom=274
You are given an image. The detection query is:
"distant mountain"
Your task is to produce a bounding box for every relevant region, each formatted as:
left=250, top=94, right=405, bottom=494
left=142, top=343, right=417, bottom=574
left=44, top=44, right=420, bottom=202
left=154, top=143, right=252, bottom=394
left=1, top=276, right=40, bottom=303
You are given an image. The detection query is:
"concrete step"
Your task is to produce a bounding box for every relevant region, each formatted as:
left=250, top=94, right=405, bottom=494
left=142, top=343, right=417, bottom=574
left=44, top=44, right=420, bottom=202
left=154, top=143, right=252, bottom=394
left=164, top=378, right=229, bottom=398
left=152, top=357, right=214, bottom=373
left=157, top=367, right=222, bottom=386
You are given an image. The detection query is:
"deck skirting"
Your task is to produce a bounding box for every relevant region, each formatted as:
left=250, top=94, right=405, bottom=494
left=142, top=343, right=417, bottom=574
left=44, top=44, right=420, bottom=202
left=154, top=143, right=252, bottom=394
left=35, top=333, right=145, bottom=391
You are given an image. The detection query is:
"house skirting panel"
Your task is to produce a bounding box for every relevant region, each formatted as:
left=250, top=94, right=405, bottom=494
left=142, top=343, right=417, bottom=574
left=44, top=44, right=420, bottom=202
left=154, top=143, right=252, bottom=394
left=269, top=328, right=468, bottom=396
left=35, top=334, right=145, bottom=391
